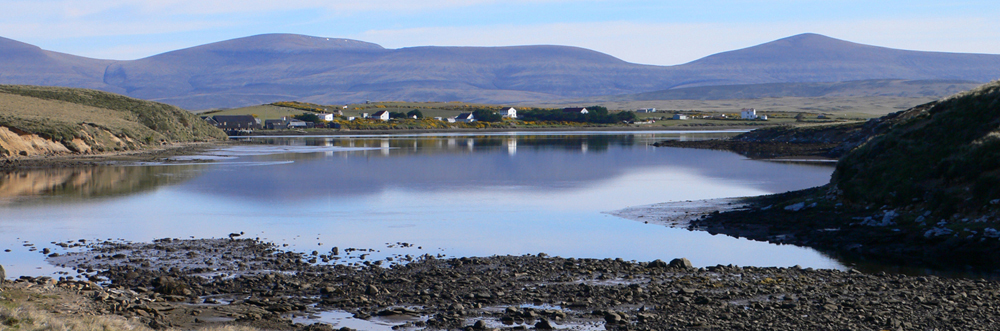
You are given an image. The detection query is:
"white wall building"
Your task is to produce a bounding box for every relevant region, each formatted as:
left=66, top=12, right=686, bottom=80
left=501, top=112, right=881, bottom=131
left=740, top=108, right=758, bottom=120
left=455, top=113, right=475, bottom=123
left=371, top=110, right=390, bottom=121
left=500, top=107, right=518, bottom=118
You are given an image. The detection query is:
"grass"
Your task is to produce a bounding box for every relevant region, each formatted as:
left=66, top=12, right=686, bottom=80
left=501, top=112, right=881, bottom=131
left=199, top=100, right=870, bottom=132
left=833, top=80, right=1000, bottom=215
left=536, top=96, right=938, bottom=117
left=0, top=85, right=227, bottom=156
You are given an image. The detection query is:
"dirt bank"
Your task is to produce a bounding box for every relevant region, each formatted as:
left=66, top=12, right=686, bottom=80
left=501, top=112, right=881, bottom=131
left=10, top=237, right=1000, bottom=330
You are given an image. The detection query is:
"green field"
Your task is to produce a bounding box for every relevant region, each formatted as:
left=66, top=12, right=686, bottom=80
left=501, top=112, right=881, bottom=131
left=199, top=100, right=878, bottom=131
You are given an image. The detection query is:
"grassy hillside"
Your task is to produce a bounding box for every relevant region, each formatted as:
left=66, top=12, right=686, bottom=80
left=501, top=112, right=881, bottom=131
left=0, top=85, right=227, bottom=157
left=833, top=80, right=1000, bottom=215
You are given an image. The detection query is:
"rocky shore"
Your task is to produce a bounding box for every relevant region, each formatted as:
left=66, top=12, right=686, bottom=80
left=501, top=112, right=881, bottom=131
left=0, top=142, right=231, bottom=172
left=4, top=238, right=998, bottom=330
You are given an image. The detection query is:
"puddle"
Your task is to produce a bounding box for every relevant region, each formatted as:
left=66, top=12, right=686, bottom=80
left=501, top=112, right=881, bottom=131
left=466, top=316, right=606, bottom=331
left=290, top=310, right=421, bottom=331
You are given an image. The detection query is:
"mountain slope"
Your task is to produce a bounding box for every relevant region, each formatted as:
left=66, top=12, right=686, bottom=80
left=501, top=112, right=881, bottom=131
left=672, top=34, right=1000, bottom=87
left=1, top=33, right=999, bottom=109
left=0, top=37, right=119, bottom=93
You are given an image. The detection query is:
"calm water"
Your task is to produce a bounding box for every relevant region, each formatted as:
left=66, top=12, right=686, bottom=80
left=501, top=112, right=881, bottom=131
left=0, top=131, right=842, bottom=278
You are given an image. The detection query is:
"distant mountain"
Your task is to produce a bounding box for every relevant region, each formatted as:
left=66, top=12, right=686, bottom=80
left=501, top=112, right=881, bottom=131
left=602, top=79, right=984, bottom=102
left=1, top=33, right=999, bottom=110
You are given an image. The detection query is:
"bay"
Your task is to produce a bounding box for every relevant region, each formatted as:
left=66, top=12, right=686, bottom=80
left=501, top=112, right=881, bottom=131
left=0, top=131, right=841, bottom=278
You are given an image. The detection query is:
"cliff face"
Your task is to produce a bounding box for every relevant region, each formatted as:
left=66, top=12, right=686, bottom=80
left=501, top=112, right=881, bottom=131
left=832, top=80, right=1000, bottom=215
left=0, top=85, right=227, bottom=158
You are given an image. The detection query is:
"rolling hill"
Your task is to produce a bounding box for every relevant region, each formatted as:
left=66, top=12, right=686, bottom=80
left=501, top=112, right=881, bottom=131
left=1, top=33, right=999, bottom=110
left=0, top=85, right=227, bottom=158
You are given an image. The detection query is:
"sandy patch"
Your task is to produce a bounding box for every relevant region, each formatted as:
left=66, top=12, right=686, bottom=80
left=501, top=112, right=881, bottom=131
left=607, top=197, right=750, bottom=228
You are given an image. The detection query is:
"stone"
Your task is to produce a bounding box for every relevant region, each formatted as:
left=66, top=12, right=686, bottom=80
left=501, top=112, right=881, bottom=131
left=647, top=259, right=668, bottom=268
left=534, top=318, right=555, bottom=329
left=784, top=202, right=806, bottom=211
left=0, top=264, right=5, bottom=282
left=669, top=258, right=693, bottom=269
left=365, top=284, right=380, bottom=296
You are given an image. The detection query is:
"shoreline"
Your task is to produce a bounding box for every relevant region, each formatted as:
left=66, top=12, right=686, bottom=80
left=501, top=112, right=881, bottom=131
left=0, top=141, right=235, bottom=171
left=245, top=125, right=756, bottom=136
left=607, top=197, right=750, bottom=228
left=5, top=237, right=1000, bottom=331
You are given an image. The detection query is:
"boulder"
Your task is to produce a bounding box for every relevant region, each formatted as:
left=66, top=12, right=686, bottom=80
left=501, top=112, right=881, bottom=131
left=0, top=264, right=5, bottom=282
left=669, top=258, right=693, bottom=269
left=534, top=318, right=555, bottom=329
left=647, top=259, right=669, bottom=268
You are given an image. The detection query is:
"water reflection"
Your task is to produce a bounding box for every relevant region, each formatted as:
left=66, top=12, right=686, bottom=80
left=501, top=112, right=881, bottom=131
left=190, top=133, right=831, bottom=202
left=0, top=165, right=203, bottom=205
left=241, top=132, right=735, bottom=157
left=0, top=132, right=845, bottom=279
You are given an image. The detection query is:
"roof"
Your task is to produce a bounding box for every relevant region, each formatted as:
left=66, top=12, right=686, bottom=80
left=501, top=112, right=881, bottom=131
left=456, top=112, right=474, bottom=119
left=563, top=107, right=587, bottom=113
left=372, top=110, right=390, bottom=116
left=211, top=115, right=257, bottom=123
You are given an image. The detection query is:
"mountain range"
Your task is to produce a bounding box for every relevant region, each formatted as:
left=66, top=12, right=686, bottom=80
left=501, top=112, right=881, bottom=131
left=2, top=33, right=999, bottom=110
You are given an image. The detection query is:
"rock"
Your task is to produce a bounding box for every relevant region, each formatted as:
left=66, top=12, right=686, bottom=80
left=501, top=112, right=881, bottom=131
left=669, top=258, right=693, bottom=269
left=784, top=202, right=806, bottom=211
left=534, top=318, right=555, bottom=329
left=303, top=323, right=334, bottom=331
left=154, top=276, right=192, bottom=296
left=0, top=264, right=5, bottom=282
left=365, top=284, right=380, bottom=296
left=647, top=259, right=669, bottom=268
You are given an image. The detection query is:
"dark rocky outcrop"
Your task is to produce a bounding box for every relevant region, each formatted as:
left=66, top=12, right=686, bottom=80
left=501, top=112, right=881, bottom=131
left=686, top=81, right=1000, bottom=271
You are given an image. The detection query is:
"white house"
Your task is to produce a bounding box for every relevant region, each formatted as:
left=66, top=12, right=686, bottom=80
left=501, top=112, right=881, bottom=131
left=673, top=114, right=688, bottom=120
left=499, top=107, right=518, bottom=119
left=563, top=107, right=589, bottom=114
left=637, top=108, right=657, bottom=113
left=315, top=113, right=335, bottom=121
left=371, top=110, right=390, bottom=121
left=740, top=108, right=758, bottom=120
left=455, top=112, right=475, bottom=123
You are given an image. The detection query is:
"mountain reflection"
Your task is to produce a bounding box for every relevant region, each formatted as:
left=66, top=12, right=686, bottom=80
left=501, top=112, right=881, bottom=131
left=242, top=133, right=730, bottom=157
left=186, top=133, right=831, bottom=202
left=0, top=165, right=203, bottom=204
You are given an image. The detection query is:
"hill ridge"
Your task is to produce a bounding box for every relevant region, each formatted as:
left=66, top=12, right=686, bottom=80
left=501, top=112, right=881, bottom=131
left=2, top=33, right=999, bottom=109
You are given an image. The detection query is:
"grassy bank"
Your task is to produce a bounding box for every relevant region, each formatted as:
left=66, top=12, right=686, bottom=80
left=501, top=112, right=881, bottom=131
left=0, top=85, right=227, bottom=158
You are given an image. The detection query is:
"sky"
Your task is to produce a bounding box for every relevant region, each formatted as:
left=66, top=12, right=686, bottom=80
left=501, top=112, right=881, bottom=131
left=3, top=0, right=999, bottom=66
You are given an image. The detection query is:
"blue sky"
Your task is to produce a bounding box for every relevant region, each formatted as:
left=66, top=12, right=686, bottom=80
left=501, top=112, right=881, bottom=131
left=3, top=0, right=999, bottom=65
